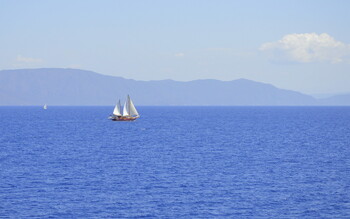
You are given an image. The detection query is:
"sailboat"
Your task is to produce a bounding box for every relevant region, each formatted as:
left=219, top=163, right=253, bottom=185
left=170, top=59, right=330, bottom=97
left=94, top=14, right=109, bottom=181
left=43, top=104, right=47, bottom=110
left=109, top=95, right=140, bottom=121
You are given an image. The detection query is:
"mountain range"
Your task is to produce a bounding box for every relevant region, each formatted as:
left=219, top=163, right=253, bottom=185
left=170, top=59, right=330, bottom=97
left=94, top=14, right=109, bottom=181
left=0, top=68, right=349, bottom=106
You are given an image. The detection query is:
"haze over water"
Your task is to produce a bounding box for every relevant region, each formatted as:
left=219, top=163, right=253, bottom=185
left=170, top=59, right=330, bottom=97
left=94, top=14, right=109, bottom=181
left=1, top=106, right=349, bottom=218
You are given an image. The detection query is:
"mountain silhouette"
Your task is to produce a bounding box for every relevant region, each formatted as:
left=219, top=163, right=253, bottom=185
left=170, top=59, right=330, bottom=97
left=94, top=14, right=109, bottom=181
left=1, top=68, right=347, bottom=106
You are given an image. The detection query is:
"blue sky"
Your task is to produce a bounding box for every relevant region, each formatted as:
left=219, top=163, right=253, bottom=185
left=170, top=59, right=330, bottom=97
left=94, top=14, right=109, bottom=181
left=1, top=0, right=350, bottom=94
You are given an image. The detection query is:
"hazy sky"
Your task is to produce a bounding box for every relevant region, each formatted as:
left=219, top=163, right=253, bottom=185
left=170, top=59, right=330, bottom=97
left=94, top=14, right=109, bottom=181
left=1, top=0, right=350, bottom=94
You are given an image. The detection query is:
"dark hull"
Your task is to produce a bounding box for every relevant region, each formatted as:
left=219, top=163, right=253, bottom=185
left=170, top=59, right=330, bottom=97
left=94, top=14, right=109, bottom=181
left=109, top=116, right=138, bottom=121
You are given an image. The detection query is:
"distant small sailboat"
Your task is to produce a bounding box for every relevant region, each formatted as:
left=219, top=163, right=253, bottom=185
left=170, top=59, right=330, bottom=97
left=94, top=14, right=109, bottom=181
left=43, top=104, right=47, bottom=110
left=109, top=95, right=140, bottom=121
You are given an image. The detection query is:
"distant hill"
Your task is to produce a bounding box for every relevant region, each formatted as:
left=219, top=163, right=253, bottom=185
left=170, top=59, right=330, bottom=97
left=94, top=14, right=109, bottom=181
left=317, top=94, right=350, bottom=106
left=0, top=68, right=343, bottom=106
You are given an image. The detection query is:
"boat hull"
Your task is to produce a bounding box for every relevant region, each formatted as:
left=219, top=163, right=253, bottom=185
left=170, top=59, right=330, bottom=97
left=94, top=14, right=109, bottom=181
left=109, top=116, right=138, bottom=121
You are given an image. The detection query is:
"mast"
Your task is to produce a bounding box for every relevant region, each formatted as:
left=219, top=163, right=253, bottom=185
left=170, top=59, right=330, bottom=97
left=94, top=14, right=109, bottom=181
left=118, top=100, right=122, bottom=113
left=127, top=95, right=131, bottom=116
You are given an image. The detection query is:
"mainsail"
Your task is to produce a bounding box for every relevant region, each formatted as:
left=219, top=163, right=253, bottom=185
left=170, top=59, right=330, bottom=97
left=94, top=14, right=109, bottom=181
left=122, top=100, right=129, bottom=116
left=127, top=95, right=139, bottom=117
left=113, top=100, right=122, bottom=116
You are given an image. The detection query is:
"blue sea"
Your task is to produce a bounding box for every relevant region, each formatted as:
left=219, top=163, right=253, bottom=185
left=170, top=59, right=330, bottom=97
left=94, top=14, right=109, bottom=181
left=0, top=106, right=349, bottom=218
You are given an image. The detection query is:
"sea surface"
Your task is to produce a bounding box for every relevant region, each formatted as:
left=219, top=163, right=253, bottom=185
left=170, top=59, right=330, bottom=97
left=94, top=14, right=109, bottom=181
left=0, top=106, right=349, bottom=218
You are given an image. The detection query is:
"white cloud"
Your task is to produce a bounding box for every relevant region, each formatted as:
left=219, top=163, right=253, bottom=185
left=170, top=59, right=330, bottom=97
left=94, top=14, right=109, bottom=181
left=16, top=55, right=43, bottom=63
left=260, top=33, right=350, bottom=63
left=174, top=53, right=185, bottom=57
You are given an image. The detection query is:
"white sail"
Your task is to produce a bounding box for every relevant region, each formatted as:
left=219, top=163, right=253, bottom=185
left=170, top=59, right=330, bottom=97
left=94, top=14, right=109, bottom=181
left=122, top=100, right=129, bottom=116
left=113, top=100, right=122, bottom=116
left=128, top=96, right=139, bottom=117
left=43, top=104, right=47, bottom=110
left=109, top=95, right=139, bottom=120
